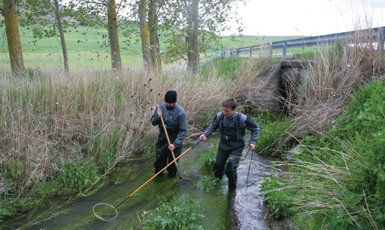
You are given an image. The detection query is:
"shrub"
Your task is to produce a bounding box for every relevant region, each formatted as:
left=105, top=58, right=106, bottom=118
left=260, top=173, right=293, bottom=219
left=121, top=29, right=131, bottom=38
left=32, top=25, right=44, bottom=38
left=253, top=113, right=293, bottom=156
left=0, top=198, right=34, bottom=224
left=140, top=196, right=204, bottom=229
left=60, top=160, right=100, bottom=193
left=200, top=141, right=217, bottom=172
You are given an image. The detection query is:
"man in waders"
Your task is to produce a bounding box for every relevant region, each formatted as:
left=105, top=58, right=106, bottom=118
left=151, top=90, right=187, bottom=177
left=199, top=98, right=259, bottom=191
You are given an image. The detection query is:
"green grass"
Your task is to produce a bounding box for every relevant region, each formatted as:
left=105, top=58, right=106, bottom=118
left=0, top=25, right=303, bottom=71
left=0, top=51, right=143, bottom=71
left=1, top=26, right=142, bottom=53
left=0, top=25, right=145, bottom=71
left=213, top=35, right=301, bottom=51
left=200, top=57, right=250, bottom=79
left=262, top=78, right=385, bottom=228
left=254, top=113, right=293, bottom=156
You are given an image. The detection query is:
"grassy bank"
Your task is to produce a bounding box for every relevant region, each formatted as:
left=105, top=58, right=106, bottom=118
left=255, top=29, right=385, bottom=229
left=262, top=78, right=385, bottom=228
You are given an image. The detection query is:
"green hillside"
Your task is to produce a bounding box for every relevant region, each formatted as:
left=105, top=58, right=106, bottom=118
left=0, top=25, right=300, bottom=71
left=215, top=35, right=300, bottom=51
left=0, top=26, right=145, bottom=71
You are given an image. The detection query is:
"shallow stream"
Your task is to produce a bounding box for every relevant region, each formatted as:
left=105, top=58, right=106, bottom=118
left=3, top=136, right=287, bottom=230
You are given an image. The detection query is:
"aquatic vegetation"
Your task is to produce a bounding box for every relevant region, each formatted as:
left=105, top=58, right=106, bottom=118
left=198, top=175, right=222, bottom=192
left=60, top=160, right=100, bottom=193
left=139, top=195, right=204, bottom=230
left=200, top=141, right=217, bottom=173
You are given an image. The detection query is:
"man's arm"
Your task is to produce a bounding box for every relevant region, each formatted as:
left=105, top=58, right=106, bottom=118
left=201, top=113, right=221, bottom=140
left=151, top=106, right=160, bottom=126
left=245, top=117, right=260, bottom=145
left=173, top=112, right=187, bottom=148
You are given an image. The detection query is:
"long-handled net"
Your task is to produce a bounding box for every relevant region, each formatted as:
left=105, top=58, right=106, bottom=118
left=92, top=138, right=203, bottom=222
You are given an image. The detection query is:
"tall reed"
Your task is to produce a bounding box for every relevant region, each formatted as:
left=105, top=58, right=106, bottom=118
left=0, top=67, right=232, bottom=204
left=289, top=27, right=383, bottom=139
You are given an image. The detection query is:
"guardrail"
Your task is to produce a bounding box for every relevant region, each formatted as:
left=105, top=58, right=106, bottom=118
left=209, top=26, right=385, bottom=59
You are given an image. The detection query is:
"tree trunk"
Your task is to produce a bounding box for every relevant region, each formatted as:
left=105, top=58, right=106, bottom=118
left=148, top=0, right=161, bottom=71
left=53, top=0, right=69, bottom=74
left=107, top=0, right=122, bottom=71
left=187, top=0, right=199, bottom=74
left=3, top=0, right=25, bottom=74
left=139, top=0, right=151, bottom=70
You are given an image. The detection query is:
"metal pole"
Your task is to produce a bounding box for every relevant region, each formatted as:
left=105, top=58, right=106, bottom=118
left=245, top=148, right=253, bottom=187
left=221, top=44, right=224, bottom=59
left=283, top=41, right=287, bottom=59
left=269, top=42, right=273, bottom=59
left=378, top=27, right=385, bottom=56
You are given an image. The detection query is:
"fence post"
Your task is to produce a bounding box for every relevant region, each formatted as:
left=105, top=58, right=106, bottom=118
left=283, top=41, right=287, bottom=59
left=249, top=47, right=252, bottom=58
left=221, top=44, right=224, bottom=59
left=378, top=28, right=385, bottom=57
left=269, top=42, right=273, bottom=59
left=236, top=48, right=240, bottom=57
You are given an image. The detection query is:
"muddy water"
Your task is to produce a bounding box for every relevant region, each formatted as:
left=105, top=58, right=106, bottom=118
left=3, top=137, right=286, bottom=230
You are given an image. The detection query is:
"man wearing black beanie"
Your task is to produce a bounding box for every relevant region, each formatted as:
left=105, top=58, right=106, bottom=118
left=151, top=90, right=187, bottom=177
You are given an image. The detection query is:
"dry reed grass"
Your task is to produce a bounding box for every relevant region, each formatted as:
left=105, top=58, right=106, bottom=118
left=232, top=53, right=274, bottom=111
left=287, top=27, right=384, bottom=141
left=0, top=67, right=230, bottom=200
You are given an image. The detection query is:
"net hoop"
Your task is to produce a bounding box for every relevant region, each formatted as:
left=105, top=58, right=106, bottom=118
left=92, top=203, right=118, bottom=222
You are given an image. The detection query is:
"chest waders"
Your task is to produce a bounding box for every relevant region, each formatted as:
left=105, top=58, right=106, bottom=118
left=214, top=114, right=245, bottom=190
left=154, top=106, right=181, bottom=177
left=157, top=105, right=192, bottom=182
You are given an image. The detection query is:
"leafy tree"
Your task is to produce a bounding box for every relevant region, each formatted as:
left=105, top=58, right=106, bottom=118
left=74, top=0, right=130, bottom=71
left=161, top=0, right=245, bottom=74
left=2, top=0, right=26, bottom=74
left=23, top=0, right=75, bottom=74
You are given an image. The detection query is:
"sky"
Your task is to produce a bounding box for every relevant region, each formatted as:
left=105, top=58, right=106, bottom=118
left=224, top=0, right=385, bottom=36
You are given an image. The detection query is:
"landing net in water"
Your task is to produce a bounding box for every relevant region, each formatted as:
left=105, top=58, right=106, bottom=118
left=92, top=203, right=118, bottom=222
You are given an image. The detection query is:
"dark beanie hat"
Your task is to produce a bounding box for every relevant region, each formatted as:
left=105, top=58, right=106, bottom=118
left=165, top=90, right=177, bottom=103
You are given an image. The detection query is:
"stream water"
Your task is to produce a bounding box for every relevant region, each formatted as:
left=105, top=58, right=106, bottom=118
left=2, top=136, right=288, bottom=230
